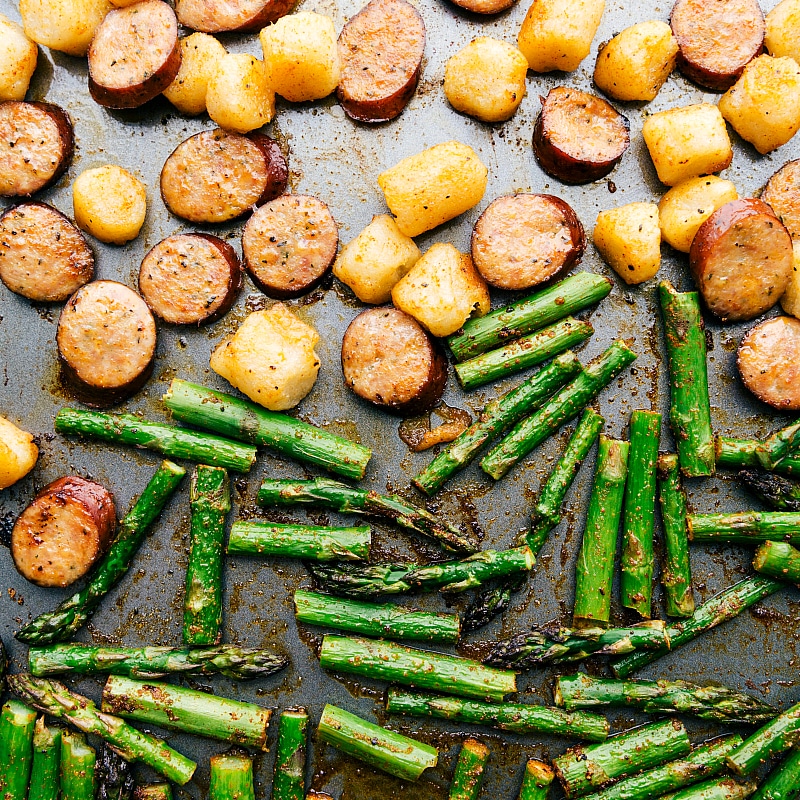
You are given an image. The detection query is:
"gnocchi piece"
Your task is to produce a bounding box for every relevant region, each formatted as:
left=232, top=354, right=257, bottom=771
left=163, top=33, right=227, bottom=116
left=593, top=21, right=678, bottom=102
left=593, top=202, right=661, bottom=285
left=333, top=214, right=421, bottom=305
left=210, top=303, right=320, bottom=411
left=259, top=12, right=340, bottom=102
left=517, top=0, right=605, bottom=73
left=658, top=176, right=739, bottom=253
left=719, top=54, right=800, bottom=155
left=0, top=14, right=38, bottom=102
left=766, top=0, right=800, bottom=64
left=781, top=240, right=800, bottom=319
left=19, top=0, right=112, bottom=57
left=0, top=416, right=38, bottom=490
left=642, top=103, right=733, bottom=187
left=206, top=52, right=274, bottom=133
left=443, top=37, right=528, bottom=123
left=377, top=141, right=488, bottom=238
left=391, top=243, right=490, bottom=338
left=72, top=165, right=146, bottom=245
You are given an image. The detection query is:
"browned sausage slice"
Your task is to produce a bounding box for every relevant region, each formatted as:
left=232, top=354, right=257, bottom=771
left=88, top=0, right=181, bottom=109
left=738, top=316, right=800, bottom=410
left=12, top=476, right=116, bottom=588
left=0, top=202, right=94, bottom=302
left=176, top=0, right=294, bottom=32
left=447, top=0, right=517, bottom=14
left=337, top=0, right=425, bottom=123
left=0, top=102, right=74, bottom=197
left=532, top=87, right=630, bottom=185
left=139, top=233, right=242, bottom=325
left=762, top=160, right=800, bottom=239
left=242, top=194, right=338, bottom=299
left=471, top=194, right=585, bottom=290
left=690, top=199, right=793, bottom=322
left=342, top=307, right=447, bottom=416
left=161, top=129, right=287, bottom=224
left=57, top=281, right=157, bottom=406
left=670, top=0, right=764, bottom=91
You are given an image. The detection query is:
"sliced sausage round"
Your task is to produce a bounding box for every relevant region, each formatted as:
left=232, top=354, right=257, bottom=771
left=471, top=194, right=585, bottom=290
left=161, top=129, right=288, bottom=224
left=690, top=199, right=793, bottom=322
left=0, top=101, right=74, bottom=197
left=0, top=202, right=94, bottom=302
left=532, top=87, right=630, bottom=185
left=139, top=233, right=242, bottom=325
left=12, top=476, right=116, bottom=588
left=176, top=0, right=294, bottom=32
left=762, top=160, right=800, bottom=239
left=242, top=194, right=338, bottom=299
left=57, top=281, right=157, bottom=406
left=342, top=307, right=447, bottom=416
left=738, top=316, right=800, bottom=410
left=88, top=0, right=181, bottom=109
left=447, top=0, right=517, bottom=14
left=337, top=0, right=425, bottom=123
left=670, top=0, right=764, bottom=91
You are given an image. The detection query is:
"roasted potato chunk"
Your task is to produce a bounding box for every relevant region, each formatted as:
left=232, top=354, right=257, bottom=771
left=19, top=0, right=112, bottom=57
left=333, top=214, right=421, bottom=304
left=210, top=303, right=320, bottom=411
left=719, top=54, right=800, bottom=155
left=259, top=12, right=340, bottom=102
left=207, top=53, right=274, bottom=133
left=593, top=202, right=661, bottom=285
left=163, top=33, right=227, bottom=116
left=443, top=37, right=527, bottom=123
left=0, top=416, right=38, bottom=490
left=642, top=103, right=733, bottom=187
left=766, top=0, right=800, bottom=63
left=593, top=21, right=678, bottom=102
left=658, top=176, right=738, bottom=253
left=518, top=0, right=605, bottom=73
left=392, top=243, right=490, bottom=338
left=378, top=141, right=488, bottom=238
left=0, top=15, right=38, bottom=102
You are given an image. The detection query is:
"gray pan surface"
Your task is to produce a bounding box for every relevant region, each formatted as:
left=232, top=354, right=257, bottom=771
left=1, top=0, right=799, bottom=796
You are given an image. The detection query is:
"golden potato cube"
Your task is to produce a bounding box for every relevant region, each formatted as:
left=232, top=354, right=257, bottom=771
left=593, top=20, right=678, bottom=102
left=518, top=0, right=605, bottom=73
left=378, top=141, right=488, bottom=238
left=73, top=165, right=146, bottom=245
left=259, top=12, right=340, bottom=103
left=392, top=243, right=490, bottom=338
left=333, top=214, right=421, bottom=305
left=642, top=103, right=733, bottom=187
left=210, top=303, right=320, bottom=411
left=163, top=33, right=227, bottom=116
left=766, top=0, right=800, bottom=63
left=593, top=202, right=661, bottom=285
left=0, top=14, right=38, bottom=102
left=658, top=176, right=738, bottom=253
left=781, top=240, right=800, bottom=318
left=444, top=37, right=528, bottom=123
left=19, top=0, right=112, bottom=57
left=0, top=416, right=38, bottom=490
left=719, top=55, right=800, bottom=155
left=207, top=53, right=274, bottom=133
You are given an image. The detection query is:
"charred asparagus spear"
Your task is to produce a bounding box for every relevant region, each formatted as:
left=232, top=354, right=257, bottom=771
left=163, top=379, right=372, bottom=480
left=663, top=778, right=757, bottom=800
left=273, top=710, right=308, bottom=800
left=184, top=465, right=230, bottom=645
left=317, top=704, right=438, bottom=781
left=0, top=699, right=36, bottom=800
left=308, top=546, right=534, bottom=598
left=754, top=422, right=800, bottom=471
left=449, top=740, right=489, bottom=800
left=716, top=437, right=800, bottom=475
left=228, top=521, right=371, bottom=561
left=613, top=576, right=784, bottom=677
left=17, top=461, right=186, bottom=644
left=258, top=477, right=476, bottom=553
left=738, top=470, right=800, bottom=512
left=29, top=718, right=61, bottom=800
left=553, top=719, right=691, bottom=798
left=687, top=512, right=800, bottom=545
left=485, top=621, right=668, bottom=669
left=385, top=688, right=609, bottom=741
left=753, top=540, right=800, bottom=583
left=554, top=673, right=776, bottom=723
left=209, top=754, right=254, bottom=800
left=574, top=437, right=630, bottom=628
left=96, top=744, right=134, bottom=800
left=519, top=761, right=554, bottom=800
left=726, top=700, right=800, bottom=775
left=750, top=748, right=800, bottom=800
left=60, top=731, right=95, bottom=800
left=133, top=786, right=172, bottom=800
left=8, top=675, right=196, bottom=785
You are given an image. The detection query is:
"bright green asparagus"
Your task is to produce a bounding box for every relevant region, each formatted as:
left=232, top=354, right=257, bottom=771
left=727, top=701, right=800, bottom=775
left=0, top=699, right=36, bottom=800
left=60, top=732, right=95, bottom=800
left=29, top=718, right=61, bottom=800
left=715, top=437, right=800, bottom=475
left=688, top=512, right=800, bottom=545
left=228, top=521, right=371, bottom=561
left=751, top=748, right=800, bottom=800
left=753, top=541, right=800, bottom=583
left=209, top=754, right=254, bottom=800
left=755, top=422, right=800, bottom=471
left=273, top=710, right=308, bottom=800
left=519, top=760, right=554, bottom=800
left=449, top=740, right=489, bottom=800
left=663, top=777, right=758, bottom=800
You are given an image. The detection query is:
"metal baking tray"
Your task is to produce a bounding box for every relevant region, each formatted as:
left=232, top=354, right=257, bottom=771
left=1, top=0, right=799, bottom=796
